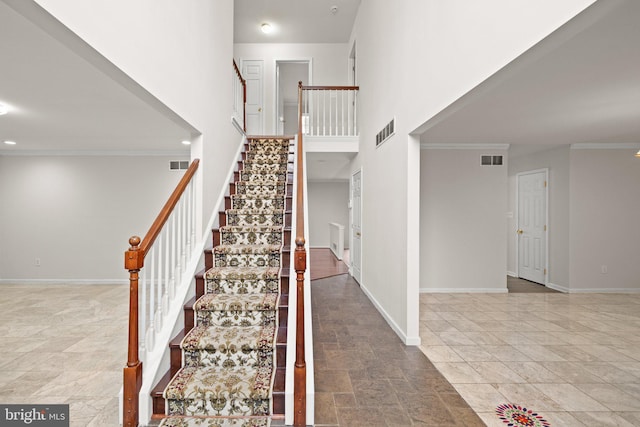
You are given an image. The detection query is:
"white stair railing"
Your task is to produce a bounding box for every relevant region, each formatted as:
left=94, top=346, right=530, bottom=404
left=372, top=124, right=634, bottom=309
left=300, top=85, right=359, bottom=137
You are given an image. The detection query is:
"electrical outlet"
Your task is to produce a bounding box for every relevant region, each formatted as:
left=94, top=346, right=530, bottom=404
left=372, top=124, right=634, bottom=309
left=35, top=258, right=41, bottom=267
left=601, top=265, right=608, bottom=274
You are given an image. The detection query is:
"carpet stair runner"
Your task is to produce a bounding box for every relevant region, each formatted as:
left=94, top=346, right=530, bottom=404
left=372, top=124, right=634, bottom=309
left=156, top=137, right=292, bottom=427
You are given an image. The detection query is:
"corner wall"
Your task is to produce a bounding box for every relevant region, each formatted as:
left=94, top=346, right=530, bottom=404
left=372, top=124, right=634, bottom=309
left=348, top=0, right=596, bottom=343
left=307, top=181, right=349, bottom=249
left=0, top=155, right=188, bottom=282
left=569, top=148, right=640, bottom=292
left=420, top=148, right=508, bottom=292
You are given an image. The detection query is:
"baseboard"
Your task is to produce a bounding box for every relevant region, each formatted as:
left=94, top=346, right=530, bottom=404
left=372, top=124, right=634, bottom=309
left=546, top=282, right=569, bottom=293
left=360, top=283, right=421, bottom=346
left=565, top=287, right=640, bottom=293
left=420, top=287, right=508, bottom=293
left=507, top=271, right=517, bottom=277
left=0, top=279, right=127, bottom=285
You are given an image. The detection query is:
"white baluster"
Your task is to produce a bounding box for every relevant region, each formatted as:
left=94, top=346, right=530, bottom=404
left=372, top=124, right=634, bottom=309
left=156, top=237, right=163, bottom=331
left=341, top=90, right=345, bottom=136
left=139, top=266, right=147, bottom=362
left=148, top=247, right=156, bottom=351
left=170, top=211, right=176, bottom=299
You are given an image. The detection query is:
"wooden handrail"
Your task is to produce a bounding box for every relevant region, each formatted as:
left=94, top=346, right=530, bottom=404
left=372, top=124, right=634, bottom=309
left=233, top=60, right=247, bottom=132
left=301, top=85, right=359, bottom=91
left=123, top=159, right=200, bottom=427
left=293, top=81, right=307, bottom=426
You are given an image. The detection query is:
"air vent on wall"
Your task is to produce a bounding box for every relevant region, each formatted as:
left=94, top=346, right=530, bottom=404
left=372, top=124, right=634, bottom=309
left=481, top=155, right=503, bottom=166
left=376, top=118, right=395, bottom=147
left=170, top=160, right=189, bottom=170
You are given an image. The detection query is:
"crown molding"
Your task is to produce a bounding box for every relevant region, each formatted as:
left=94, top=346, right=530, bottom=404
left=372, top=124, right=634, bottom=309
left=420, top=143, right=510, bottom=150
left=571, top=143, right=640, bottom=150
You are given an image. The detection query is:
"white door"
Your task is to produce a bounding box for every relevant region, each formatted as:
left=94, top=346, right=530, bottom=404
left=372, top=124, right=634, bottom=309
left=242, top=60, right=264, bottom=135
left=351, top=170, right=362, bottom=284
left=517, top=170, right=547, bottom=284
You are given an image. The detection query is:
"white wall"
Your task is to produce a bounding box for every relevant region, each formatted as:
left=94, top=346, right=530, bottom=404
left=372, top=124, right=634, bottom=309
left=348, top=0, right=596, bottom=343
left=29, top=0, right=239, bottom=231
left=421, top=149, right=508, bottom=292
left=0, top=155, right=187, bottom=282
left=307, top=181, right=349, bottom=249
left=508, top=146, right=571, bottom=288
left=569, top=148, right=640, bottom=292
left=234, top=43, right=349, bottom=135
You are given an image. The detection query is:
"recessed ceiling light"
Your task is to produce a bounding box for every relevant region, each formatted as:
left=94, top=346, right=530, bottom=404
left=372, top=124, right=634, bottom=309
left=635, top=149, right=640, bottom=158
left=261, top=23, right=273, bottom=34
left=4, top=140, right=17, bottom=145
left=0, top=103, right=8, bottom=115
left=181, top=140, right=191, bottom=146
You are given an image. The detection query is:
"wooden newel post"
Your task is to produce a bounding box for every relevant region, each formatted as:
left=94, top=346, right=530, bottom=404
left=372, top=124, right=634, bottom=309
left=294, top=236, right=307, bottom=426
left=123, top=236, right=143, bottom=427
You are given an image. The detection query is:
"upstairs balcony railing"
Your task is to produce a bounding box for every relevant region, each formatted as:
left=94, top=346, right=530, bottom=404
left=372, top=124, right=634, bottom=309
left=300, top=85, right=359, bottom=137
left=233, top=60, right=247, bottom=132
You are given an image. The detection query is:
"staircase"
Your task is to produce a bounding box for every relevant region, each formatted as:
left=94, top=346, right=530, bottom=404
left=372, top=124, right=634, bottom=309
left=153, top=137, right=293, bottom=427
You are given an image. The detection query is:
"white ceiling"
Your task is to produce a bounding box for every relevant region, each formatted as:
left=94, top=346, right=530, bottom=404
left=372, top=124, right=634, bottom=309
left=234, top=0, right=361, bottom=44
left=0, top=1, right=195, bottom=155
left=419, top=0, right=640, bottom=150
left=2, top=0, right=638, bottom=161
left=307, top=152, right=355, bottom=181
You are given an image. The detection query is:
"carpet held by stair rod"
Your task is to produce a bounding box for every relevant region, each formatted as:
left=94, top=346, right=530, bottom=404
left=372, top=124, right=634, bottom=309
left=159, top=138, right=291, bottom=427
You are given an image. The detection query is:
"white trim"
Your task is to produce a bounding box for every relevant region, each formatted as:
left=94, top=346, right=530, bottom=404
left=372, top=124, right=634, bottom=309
left=0, top=150, right=190, bottom=157
left=305, top=136, right=359, bottom=153
left=349, top=168, right=362, bottom=284
left=547, top=282, right=569, bottom=293
left=231, top=115, right=246, bottom=135
left=568, top=287, right=640, bottom=293
left=0, top=279, right=127, bottom=285
left=421, top=143, right=510, bottom=150
left=274, top=57, right=313, bottom=135
left=420, top=287, right=508, bottom=293
left=571, top=143, right=640, bottom=150
left=361, top=283, right=421, bottom=345
left=515, top=168, right=549, bottom=286
left=507, top=271, right=518, bottom=277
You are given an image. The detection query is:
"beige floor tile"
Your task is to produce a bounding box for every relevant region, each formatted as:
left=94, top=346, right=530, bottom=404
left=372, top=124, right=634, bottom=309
left=575, top=383, right=640, bottom=411
left=450, top=345, right=497, bottom=362
left=432, top=362, right=485, bottom=384
left=499, top=361, right=565, bottom=383
left=531, top=383, right=608, bottom=411
left=571, top=411, right=637, bottom=427
left=468, top=361, right=527, bottom=383
left=419, top=345, right=464, bottom=363
left=452, top=383, right=506, bottom=413
left=492, top=383, right=565, bottom=411
left=541, top=361, right=607, bottom=383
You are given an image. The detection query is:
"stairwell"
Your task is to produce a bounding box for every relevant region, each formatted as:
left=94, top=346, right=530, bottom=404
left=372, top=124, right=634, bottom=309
left=151, top=137, right=293, bottom=427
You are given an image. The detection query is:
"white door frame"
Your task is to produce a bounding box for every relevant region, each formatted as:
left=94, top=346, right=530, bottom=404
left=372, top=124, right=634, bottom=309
left=240, top=58, right=265, bottom=135
left=515, top=168, right=549, bottom=285
left=349, top=168, right=362, bottom=283
left=274, top=58, right=313, bottom=135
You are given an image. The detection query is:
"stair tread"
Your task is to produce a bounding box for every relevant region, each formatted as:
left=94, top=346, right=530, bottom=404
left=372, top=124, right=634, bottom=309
left=204, top=266, right=280, bottom=280
left=164, top=365, right=274, bottom=416
left=214, top=244, right=282, bottom=253
left=182, top=324, right=276, bottom=351
left=195, top=293, right=278, bottom=312
left=159, top=417, right=271, bottom=427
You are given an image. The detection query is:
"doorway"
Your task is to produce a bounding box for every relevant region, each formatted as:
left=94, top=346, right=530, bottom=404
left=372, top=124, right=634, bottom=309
left=350, top=169, right=362, bottom=284
left=275, top=60, right=311, bottom=135
left=516, top=169, right=548, bottom=285
left=241, top=60, right=264, bottom=135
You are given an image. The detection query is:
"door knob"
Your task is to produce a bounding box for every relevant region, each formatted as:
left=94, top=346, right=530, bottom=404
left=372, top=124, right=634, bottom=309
left=258, top=107, right=262, bottom=112
left=517, top=229, right=523, bottom=234
left=356, top=232, right=361, bottom=237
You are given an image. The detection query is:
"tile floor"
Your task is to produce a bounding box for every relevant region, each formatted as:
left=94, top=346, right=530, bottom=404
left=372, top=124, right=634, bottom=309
left=0, top=283, right=128, bottom=426
left=4, top=278, right=639, bottom=427
left=420, top=290, right=640, bottom=426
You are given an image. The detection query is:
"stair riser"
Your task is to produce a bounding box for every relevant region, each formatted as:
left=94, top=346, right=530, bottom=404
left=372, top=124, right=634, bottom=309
left=183, top=350, right=273, bottom=369
left=196, top=311, right=277, bottom=328
left=225, top=213, right=285, bottom=227
left=166, top=397, right=270, bottom=417
left=206, top=278, right=279, bottom=295
left=231, top=197, right=286, bottom=211
left=214, top=252, right=281, bottom=268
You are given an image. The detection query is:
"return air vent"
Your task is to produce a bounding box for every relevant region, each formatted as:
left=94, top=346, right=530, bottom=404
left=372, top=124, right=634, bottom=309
left=481, top=155, right=503, bottom=166
left=376, top=118, right=395, bottom=147
left=170, top=160, right=189, bottom=170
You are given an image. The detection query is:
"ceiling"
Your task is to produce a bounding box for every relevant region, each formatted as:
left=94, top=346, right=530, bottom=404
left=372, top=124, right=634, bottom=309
left=234, top=0, right=361, bottom=44
left=419, top=0, right=640, bottom=151
left=0, top=1, right=196, bottom=155
left=2, top=0, right=638, bottom=159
